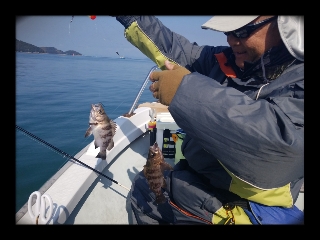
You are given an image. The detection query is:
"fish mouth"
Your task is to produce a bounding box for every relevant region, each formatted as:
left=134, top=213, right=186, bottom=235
left=91, top=104, right=97, bottom=110
left=90, top=108, right=95, bottom=119
left=151, top=142, right=159, bottom=151
left=90, top=103, right=100, bottom=119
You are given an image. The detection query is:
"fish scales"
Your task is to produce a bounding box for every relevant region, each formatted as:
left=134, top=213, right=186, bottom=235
left=143, top=142, right=173, bottom=204
left=84, top=103, right=117, bottom=160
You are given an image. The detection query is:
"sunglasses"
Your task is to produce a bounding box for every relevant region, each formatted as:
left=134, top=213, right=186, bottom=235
left=224, top=16, right=277, bottom=38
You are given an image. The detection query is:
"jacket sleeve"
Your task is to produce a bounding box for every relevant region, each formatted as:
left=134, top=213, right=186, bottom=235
left=169, top=72, right=304, bottom=189
left=115, top=16, right=227, bottom=73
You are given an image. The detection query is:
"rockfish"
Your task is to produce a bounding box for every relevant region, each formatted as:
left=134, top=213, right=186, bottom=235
left=143, top=142, right=173, bottom=204
left=84, top=103, right=117, bottom=160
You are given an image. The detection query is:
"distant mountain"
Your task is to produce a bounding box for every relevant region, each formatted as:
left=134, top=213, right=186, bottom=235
left=16, top=39, right=82, bottom=56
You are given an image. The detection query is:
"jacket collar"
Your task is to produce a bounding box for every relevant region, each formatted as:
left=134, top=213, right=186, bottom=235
left=224, top=44, right=297, bottom=86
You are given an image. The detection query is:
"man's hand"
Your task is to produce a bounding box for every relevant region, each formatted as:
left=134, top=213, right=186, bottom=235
left=149, top=60, right=191, bottom=106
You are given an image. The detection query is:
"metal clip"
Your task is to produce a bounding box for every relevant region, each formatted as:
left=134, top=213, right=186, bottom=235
left=223, top=203, right=235, bottom=225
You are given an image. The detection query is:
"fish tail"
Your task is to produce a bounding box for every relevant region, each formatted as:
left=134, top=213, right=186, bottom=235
left=84, top=127, right=92, bottom=138
left=107, top=139, right=115, bottom=150
left=96, top=151, right=107, bottom=160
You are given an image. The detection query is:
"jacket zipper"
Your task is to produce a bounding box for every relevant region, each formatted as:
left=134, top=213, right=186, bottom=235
left=169, top=200, right=213, bottom=225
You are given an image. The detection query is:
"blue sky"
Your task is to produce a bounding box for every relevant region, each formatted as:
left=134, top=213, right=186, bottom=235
left=16, top=16, right=228, bottom=59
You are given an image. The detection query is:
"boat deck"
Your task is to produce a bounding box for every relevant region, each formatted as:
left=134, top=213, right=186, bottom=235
left=66, top=132, right=147, bottom=224
left=65, top=132, right=175, bottom=224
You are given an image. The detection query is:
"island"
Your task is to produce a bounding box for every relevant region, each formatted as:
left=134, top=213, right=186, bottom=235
left=16, top=39, right=82, bottom=56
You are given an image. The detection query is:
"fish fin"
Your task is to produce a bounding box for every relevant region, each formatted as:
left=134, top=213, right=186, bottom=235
left=107, top=139, right=115, bottom=150
left=160, top=162, right=173, bottom=172
left=162, top=178, right=167, bottom=189
left=142, top=166, right=147, bottom=178
left=111, top=120, right=117, bottom=133
left=96, top=152, right=106, bottom=160
left=84, top=127, right=92, bottom=137
left=155, top=193, right=166, bottom=204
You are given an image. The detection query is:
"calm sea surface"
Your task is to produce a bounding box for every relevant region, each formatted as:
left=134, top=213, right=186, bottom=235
left=16, top=52, right=156, bottom=212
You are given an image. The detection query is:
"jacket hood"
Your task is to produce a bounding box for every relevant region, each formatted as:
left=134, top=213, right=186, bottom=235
left=278, top=16, right=304, bottom=61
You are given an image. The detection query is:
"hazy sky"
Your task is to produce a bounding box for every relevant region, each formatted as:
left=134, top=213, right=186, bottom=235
left=16, top=15, right=228, bottom=59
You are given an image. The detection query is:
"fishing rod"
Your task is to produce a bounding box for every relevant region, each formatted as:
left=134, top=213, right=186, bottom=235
left=16, top=125, right=130, bottom=191
left=128, top=65, right=159, bottom=115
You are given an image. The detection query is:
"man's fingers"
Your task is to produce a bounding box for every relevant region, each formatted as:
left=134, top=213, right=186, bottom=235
left=150, top=81, right=159, bottom=92
left=149, top=81, right=159, bottom=97
left=149, top=71, right=162, bottom=82
left=150, top=61, right=178, bottom=81
left=152, top=91, right=159, bottom=99
left=149, top=83, right=159, bottom=99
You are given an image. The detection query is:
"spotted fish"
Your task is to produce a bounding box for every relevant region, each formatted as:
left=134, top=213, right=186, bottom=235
left=84, top=103, right=117, bottom=160
left=143, top=142, right=173, bottom=204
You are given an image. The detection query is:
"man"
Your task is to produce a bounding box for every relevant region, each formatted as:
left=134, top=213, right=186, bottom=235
left=113, top=16, right=304, bottom=224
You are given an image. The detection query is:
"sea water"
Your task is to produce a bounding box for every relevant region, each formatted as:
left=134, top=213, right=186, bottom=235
left=15, top=52, right=156, bottom=212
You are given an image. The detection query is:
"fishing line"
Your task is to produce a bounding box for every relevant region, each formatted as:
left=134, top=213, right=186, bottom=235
left=68, top=16, right=116, bottom=55
left=79, top=16, right=130, bottom=113
left=69, top=16, right=74, bottom=34
left=16, top=124, right=130, bottom=191
left=90, top=16, right=117, bottom=44
left=68, top=16, right=147, bottom=117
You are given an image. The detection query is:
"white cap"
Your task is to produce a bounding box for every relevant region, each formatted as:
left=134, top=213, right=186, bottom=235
left=201, top=15, right=304, bottom=61
left=201, top=16, right=259, bottom=32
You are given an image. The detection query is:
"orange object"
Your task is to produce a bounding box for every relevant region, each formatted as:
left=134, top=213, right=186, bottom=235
left=148, top=121, right=156, bottom=131
left=214, top=52, right=236, bottom=78
left=89, top=15, right=96, bottom=20
left=172, top=133, right=178, bottom=143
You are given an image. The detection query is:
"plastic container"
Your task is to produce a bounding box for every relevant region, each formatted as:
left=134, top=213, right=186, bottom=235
left=174, top=129, right=186, bottom=164
left=156, top=113, right=179, bottom=148
left=155, top=113, right=186, bottom=163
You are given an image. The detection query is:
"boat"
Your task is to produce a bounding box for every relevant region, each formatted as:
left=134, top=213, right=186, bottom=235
left=116, top=51, right=125, bottom=59
left=15, top=66, right=304, bottom=225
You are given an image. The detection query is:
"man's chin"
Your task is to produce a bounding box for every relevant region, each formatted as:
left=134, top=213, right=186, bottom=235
left=235, top=61, right=244, bottom=70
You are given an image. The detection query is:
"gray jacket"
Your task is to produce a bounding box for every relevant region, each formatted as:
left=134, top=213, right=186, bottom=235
left=116, top=16, right=304, bottom=204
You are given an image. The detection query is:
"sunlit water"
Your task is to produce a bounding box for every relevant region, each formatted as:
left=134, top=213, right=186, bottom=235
left=16, top=52, right=156, bottom=212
